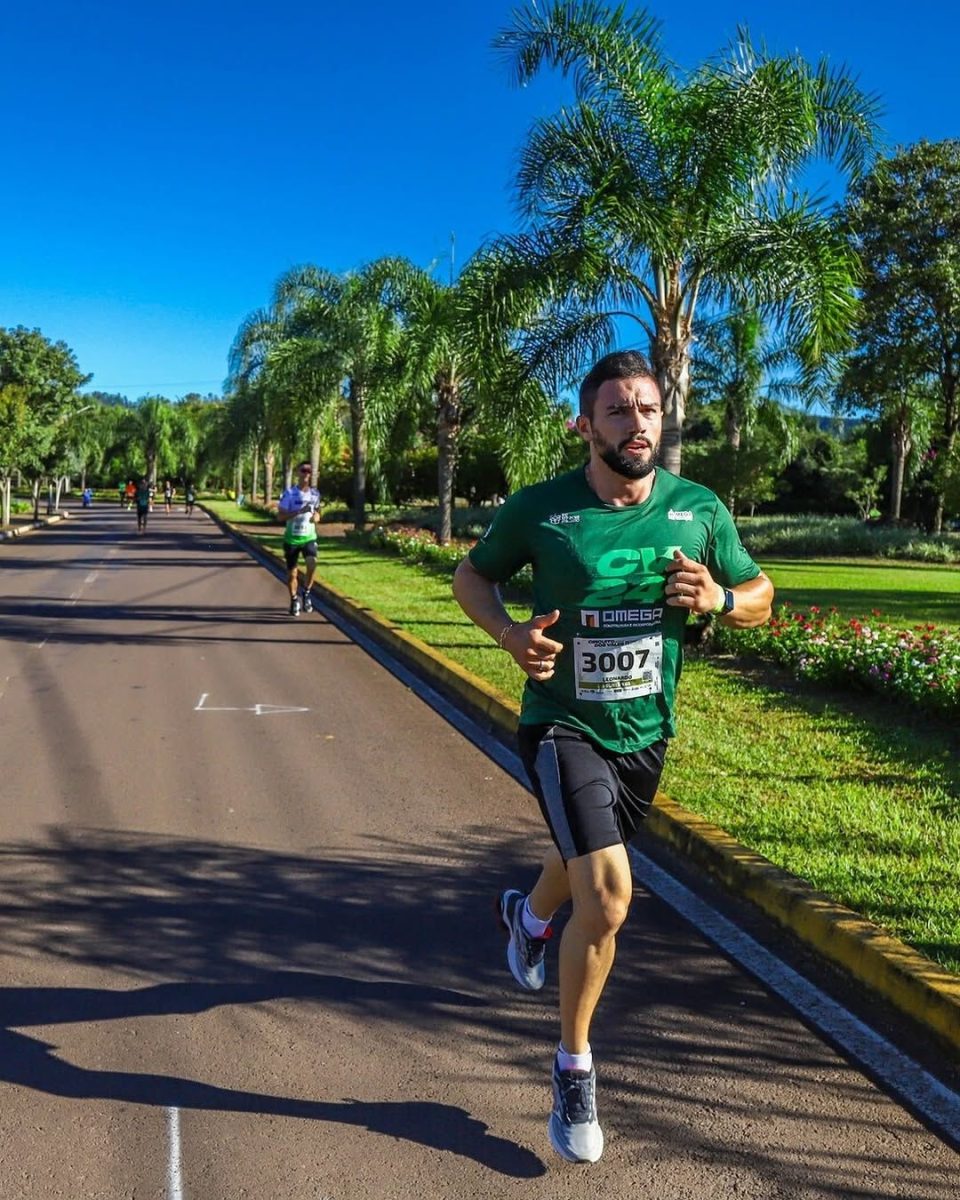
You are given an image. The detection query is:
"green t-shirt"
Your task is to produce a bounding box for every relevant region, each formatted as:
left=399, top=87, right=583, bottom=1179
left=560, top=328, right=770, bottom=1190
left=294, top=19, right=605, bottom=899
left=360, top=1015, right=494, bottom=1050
left=468, top=467, right=762, bottom=753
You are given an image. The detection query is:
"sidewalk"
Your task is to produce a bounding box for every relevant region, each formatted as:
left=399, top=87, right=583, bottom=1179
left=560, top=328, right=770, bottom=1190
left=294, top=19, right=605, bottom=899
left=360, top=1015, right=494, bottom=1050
left=0, top=509, right=72, bottom=540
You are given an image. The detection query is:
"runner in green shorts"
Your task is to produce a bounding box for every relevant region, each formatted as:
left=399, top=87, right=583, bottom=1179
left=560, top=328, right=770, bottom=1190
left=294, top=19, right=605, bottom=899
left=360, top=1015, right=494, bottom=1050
left=453, top=350, right=774, bottom=1164
left=277, top=462, right=322, bottom=617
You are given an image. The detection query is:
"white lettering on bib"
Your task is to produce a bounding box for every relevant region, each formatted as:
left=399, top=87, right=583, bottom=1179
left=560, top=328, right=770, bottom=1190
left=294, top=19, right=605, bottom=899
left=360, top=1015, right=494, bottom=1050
left=573, top=633, right=663, bottom=702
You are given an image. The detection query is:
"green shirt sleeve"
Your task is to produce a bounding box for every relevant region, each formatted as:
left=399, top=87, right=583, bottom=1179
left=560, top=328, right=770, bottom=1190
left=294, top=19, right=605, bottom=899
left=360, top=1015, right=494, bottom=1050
left=467, top=493, right=533, bottom=583
left=706, top=502, right=762, bottom=586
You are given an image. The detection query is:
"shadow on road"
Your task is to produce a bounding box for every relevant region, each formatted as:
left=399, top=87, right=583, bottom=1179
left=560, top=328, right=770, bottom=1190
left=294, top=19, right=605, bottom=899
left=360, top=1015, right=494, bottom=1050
left=0, top=825, right=955, bottom=1192
left=0, top=825, right=548, bottom=1176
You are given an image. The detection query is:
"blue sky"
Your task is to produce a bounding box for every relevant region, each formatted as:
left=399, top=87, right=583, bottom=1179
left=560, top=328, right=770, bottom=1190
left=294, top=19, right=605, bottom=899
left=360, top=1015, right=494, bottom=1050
left=1, top=1, right=957, bottom=403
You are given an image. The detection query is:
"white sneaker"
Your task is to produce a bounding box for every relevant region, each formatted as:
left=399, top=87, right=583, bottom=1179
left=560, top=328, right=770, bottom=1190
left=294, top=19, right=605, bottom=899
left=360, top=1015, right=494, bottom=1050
left=548, top=1058, right=604, bottom=1163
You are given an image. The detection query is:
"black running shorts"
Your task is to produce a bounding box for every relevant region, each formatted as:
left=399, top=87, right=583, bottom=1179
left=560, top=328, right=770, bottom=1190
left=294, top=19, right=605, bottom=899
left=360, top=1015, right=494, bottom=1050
left=517, top=723, right=667, bottom=862
left=284, top=540, right=318, bottom=570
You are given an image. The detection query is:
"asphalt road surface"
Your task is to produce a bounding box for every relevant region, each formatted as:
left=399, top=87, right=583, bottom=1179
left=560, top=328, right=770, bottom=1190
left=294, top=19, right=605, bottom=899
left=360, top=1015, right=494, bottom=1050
left=0, top=503, right=956, bottom=1199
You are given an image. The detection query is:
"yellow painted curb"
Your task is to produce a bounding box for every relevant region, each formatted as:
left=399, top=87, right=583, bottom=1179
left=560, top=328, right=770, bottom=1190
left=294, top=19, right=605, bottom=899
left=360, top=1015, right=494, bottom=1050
left=219, top=514, right=960, bottom=1056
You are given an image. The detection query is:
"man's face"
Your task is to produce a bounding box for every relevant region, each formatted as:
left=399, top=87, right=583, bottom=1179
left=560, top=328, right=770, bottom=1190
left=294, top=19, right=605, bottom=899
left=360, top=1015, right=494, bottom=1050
left=577, top=376, right=663, bottom=479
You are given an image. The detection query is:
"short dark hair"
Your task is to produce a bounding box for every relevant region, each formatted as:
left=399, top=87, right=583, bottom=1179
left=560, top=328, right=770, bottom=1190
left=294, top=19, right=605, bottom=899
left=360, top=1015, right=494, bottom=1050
left=579, top=350, right=662, bottom=418
left=298, top=461, right=312, bottom=471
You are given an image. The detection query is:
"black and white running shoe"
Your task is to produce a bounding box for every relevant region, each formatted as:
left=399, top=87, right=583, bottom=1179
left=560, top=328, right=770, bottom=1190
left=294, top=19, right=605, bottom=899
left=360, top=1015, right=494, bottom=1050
left=496, top=889, right=551, bottom=991
left=289, top=595, right=301, bottom=617
left=302, top=589, right=313, bottom=614
left=548, top=1058, right=604, bottom=1163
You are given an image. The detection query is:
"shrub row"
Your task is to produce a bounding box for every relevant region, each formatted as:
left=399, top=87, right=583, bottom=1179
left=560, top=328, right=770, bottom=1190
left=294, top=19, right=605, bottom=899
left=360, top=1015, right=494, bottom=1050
left=737, top=514, right=960, bottom=562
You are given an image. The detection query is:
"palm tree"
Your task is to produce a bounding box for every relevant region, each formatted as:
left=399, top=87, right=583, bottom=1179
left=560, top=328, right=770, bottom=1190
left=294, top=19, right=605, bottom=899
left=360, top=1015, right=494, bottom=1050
left=274, top=262, right=407, bottom=530
left=690, top=309, right=808, bottom=513
left=380, top=251, right=568, bottom=543
left=493, top=2, right=881, bottom=473
left=131, top=396, right=177, bottom=486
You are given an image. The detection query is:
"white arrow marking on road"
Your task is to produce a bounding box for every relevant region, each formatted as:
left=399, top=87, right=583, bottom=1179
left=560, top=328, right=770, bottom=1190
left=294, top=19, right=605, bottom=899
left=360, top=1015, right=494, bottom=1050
left=194, top=692, right=309, bottom=716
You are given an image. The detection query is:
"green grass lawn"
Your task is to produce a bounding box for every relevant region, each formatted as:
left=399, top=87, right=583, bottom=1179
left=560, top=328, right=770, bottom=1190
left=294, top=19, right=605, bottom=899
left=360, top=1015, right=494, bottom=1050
left=766, top=558, right=960, bottom=629
left=205, top=500, right=960, bottom=973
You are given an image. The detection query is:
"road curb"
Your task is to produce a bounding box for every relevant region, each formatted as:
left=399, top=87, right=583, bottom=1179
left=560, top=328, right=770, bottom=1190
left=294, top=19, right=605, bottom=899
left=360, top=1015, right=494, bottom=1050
left=0, top=511, right=71, bottom=541
left=217, top=513, right=960, bottom=1057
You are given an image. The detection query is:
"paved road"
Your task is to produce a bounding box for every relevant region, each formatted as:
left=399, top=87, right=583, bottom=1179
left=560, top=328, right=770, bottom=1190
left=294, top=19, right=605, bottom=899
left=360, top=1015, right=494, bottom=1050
left=0, top=505, right=956, bottom=1199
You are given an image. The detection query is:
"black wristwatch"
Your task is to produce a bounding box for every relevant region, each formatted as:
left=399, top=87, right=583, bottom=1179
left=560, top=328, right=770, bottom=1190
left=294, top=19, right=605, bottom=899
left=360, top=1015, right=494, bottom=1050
left=712, top=587, right=735, bottom=616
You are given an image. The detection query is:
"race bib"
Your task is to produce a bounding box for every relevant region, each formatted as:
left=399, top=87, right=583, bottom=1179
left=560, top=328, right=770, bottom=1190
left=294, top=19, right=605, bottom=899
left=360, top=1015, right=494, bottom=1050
left=290, top=510, right=314, bottom=536
left=573, top=633, right=663, bottom=702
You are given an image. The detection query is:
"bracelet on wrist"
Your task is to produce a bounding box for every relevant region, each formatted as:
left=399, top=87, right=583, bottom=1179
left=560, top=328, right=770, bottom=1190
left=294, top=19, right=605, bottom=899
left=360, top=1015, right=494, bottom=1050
left=497, top=621, right=516, bottom=649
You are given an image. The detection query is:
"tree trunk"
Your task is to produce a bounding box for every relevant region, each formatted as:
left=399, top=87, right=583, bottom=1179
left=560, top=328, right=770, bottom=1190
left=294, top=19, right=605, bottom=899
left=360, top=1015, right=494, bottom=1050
left=725, top=404, right=742, bottom=515
left=931, top=370, right=958, bottom=534
left=32, top=478, right=41, bottom=521
left=263, top=446, right=275, bottom=506
left=251, top=446, right=259, bottom=504
left=889, top=419, right=911, bottom=522
left=1, top=476, right=10, bottom=527
left=436, top=385, right=461, bottom=545
left=311, top=427, right=321, bottom=484
left=349, top=380, right=367, bottom=531
left=651, top=300, right=692, bottom=477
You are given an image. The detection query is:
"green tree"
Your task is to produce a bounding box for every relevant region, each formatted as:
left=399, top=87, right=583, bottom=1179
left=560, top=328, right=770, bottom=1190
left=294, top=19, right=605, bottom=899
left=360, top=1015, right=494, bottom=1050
left=690, top=309, right=808, bottom=513
left=273, top=262, right=408, bottom=530
left=0, top=325, right=90, bottom=522
left=130, top=396, right=178, bottom=486
left=378, top=252, right=566, bottom=543
left=844, top=139, right=960, bottom=531
left=493, top=2, right=880, bottom=472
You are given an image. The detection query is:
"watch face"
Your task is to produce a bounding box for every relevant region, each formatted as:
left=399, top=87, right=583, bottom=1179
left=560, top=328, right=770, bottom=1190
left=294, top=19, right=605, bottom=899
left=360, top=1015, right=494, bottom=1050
left=723, top=588, right=735, bottom=614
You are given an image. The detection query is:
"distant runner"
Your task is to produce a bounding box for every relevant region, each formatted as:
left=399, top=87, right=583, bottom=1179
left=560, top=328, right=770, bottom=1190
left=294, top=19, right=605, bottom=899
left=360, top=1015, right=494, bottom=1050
left=135, top=477, right=151, bottom=535
left=453, top=350, right=774, bottom=1165
left=184, top=483, right=196, bottom=516
left=277, top=461, right=322, bottom=617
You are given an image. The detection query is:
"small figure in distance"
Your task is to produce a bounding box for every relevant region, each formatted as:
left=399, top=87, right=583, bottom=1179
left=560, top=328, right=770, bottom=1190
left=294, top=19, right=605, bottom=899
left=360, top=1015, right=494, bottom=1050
left=82, top=487, right=93, bottom=508
left=184, top=483, right=196, bottom=517
left=277, top=461, right=323, bottom=617
left=453, top=349, right=774, bottom=1165
left=163, top=479, right=174, bottom=513
left=124, top=479, right=136, bottom=510
left=135, top=476, right=151, bottom=535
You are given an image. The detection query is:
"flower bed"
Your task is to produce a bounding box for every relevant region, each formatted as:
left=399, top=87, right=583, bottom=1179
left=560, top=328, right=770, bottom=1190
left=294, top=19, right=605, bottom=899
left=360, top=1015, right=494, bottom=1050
left=359, top=525, right=536, bottom=588
left=713, top=605, right=960, bottom=719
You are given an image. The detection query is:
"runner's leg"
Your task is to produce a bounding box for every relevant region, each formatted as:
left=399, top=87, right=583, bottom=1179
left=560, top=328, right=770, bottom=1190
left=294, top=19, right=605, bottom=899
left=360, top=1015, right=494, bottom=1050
left=559, top=843, right=633, bottom=1054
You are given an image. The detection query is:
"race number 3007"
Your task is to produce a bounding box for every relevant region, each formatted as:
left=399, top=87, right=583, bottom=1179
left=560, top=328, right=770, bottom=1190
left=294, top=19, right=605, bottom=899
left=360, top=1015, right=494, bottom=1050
left=573, top=634, right=662, bottom=702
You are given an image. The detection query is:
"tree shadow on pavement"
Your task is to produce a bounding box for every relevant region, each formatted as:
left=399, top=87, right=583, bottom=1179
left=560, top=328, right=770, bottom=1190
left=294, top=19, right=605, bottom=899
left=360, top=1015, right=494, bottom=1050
left=0, top=825, right=955, bottom=1193
left=0, top=825, right=549, bottom=1176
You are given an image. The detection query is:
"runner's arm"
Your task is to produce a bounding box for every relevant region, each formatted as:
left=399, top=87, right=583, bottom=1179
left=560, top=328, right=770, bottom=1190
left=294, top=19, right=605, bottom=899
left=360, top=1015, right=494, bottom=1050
left=453, top=558, right=563, bottom=676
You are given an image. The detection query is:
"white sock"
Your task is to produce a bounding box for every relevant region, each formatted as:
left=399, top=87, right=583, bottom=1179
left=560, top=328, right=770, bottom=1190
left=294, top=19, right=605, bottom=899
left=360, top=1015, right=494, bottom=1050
left=521, top=896, right=551, bottom=938
left=557, top=1042, right=592, bottom=1073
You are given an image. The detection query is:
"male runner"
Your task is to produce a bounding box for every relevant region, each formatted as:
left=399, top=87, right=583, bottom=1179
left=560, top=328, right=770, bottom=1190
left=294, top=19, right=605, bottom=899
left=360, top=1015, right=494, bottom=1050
left=452, top=350, right=773, bottom=1164
left=135, top=477, right=151, bottom=534
left=277, top=462, right=322, bottom=616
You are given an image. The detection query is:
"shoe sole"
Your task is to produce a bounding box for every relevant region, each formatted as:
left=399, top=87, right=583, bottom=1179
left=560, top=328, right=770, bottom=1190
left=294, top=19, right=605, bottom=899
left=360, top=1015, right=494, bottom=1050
left=548, top=1116, right=604, bottom=1164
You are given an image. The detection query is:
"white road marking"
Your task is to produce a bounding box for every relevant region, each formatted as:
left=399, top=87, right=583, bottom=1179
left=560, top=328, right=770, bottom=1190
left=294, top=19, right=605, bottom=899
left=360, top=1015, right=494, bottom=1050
left=166, top=1106, right=185, bottom=1200
left=194, top=693, right=309, bottom=716
left=629, top=849, right=960, bottom=1143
